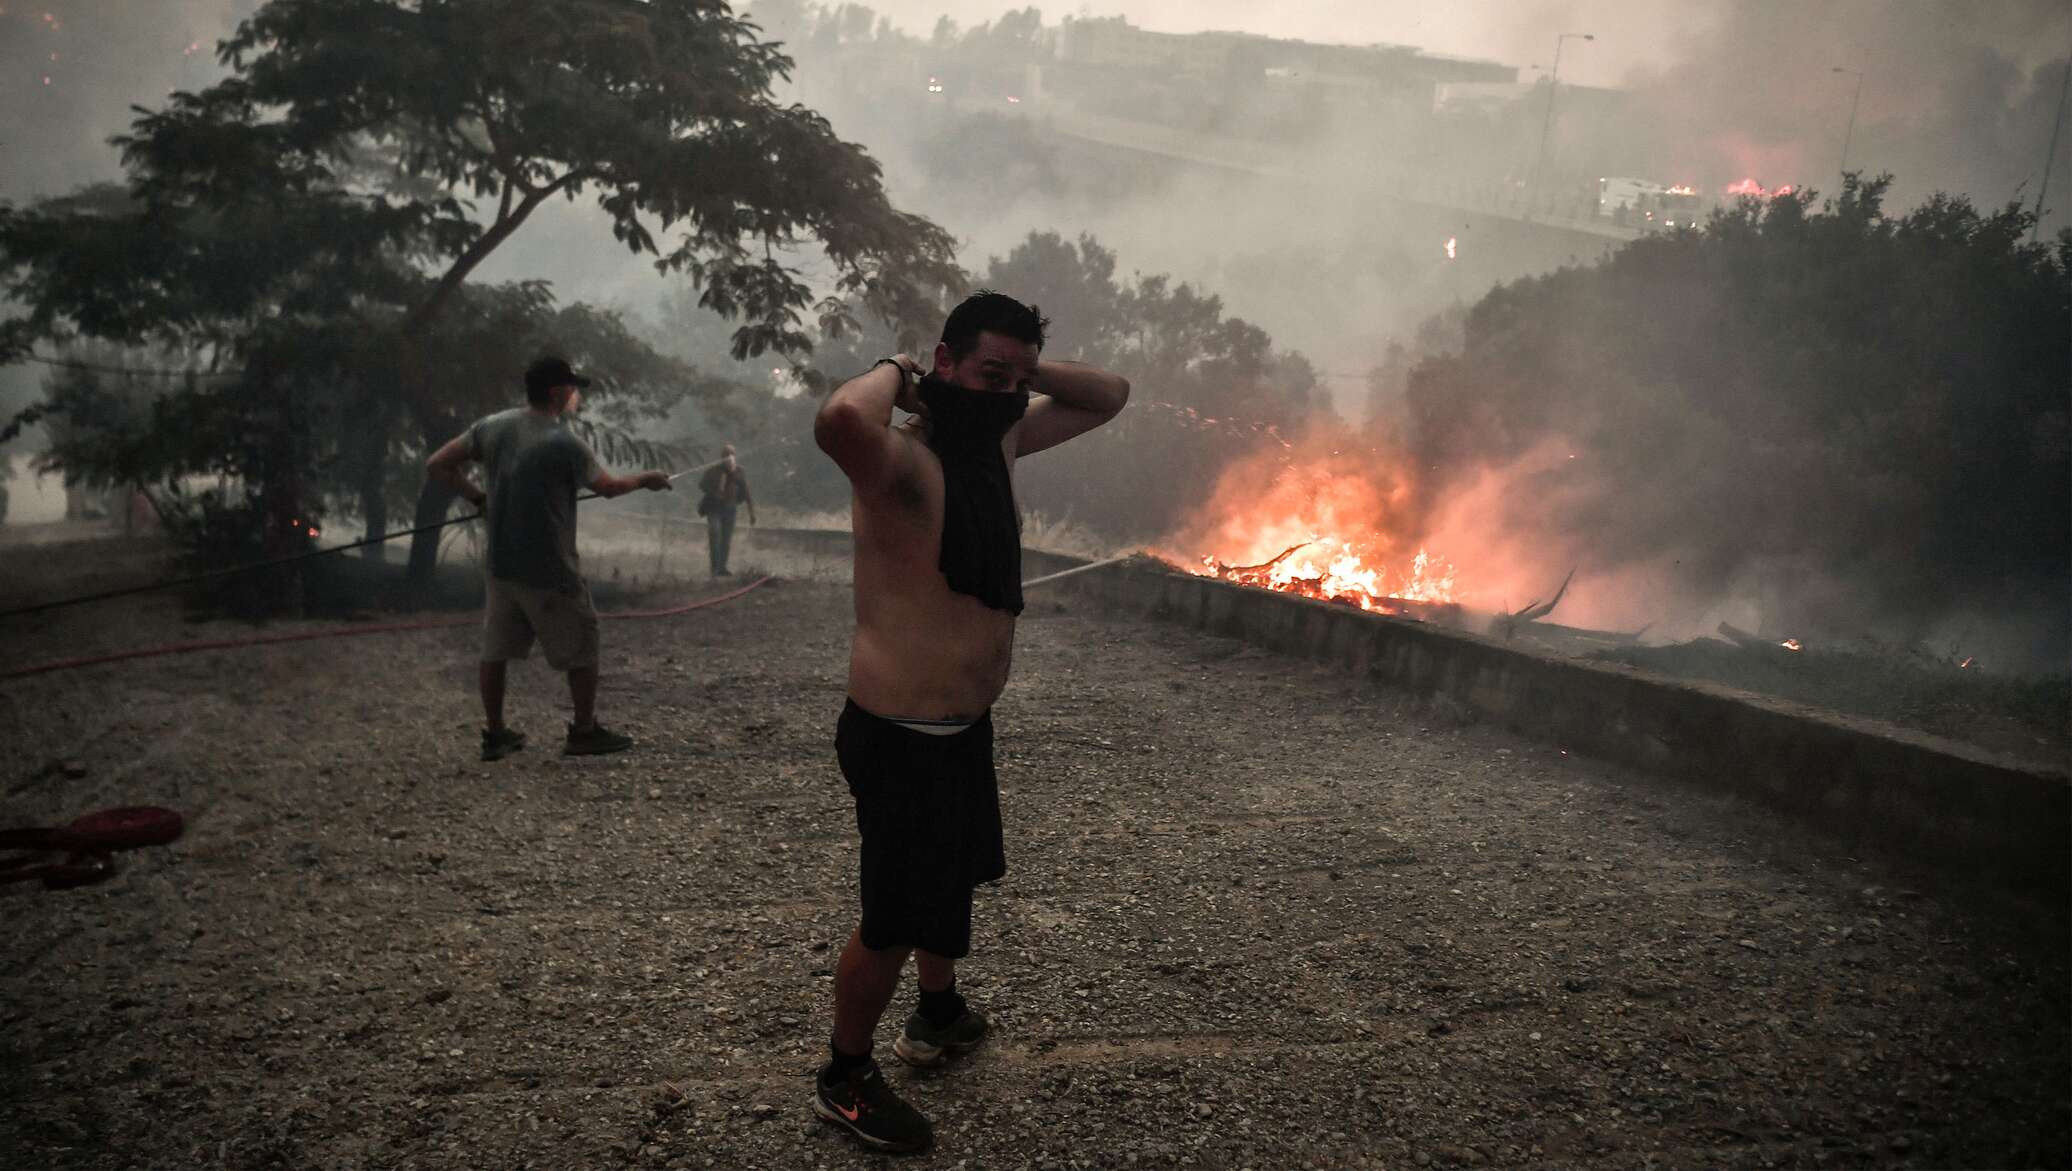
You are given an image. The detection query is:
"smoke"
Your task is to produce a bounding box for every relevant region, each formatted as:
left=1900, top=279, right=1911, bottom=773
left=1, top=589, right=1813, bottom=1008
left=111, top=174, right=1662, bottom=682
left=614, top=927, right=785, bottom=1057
left=4, top=2, right=2066, bottom=313
left=0, top=2, right=249, bottom=452
left=0, top=1, right=251, bottom=203
left=1597, top=0, right=2072, bottom=213
left=9, top=2, right=2061, bottom=382
left=855, top=1, right=1686, bottom=88
left=744, top=2, right=2069, bottom=426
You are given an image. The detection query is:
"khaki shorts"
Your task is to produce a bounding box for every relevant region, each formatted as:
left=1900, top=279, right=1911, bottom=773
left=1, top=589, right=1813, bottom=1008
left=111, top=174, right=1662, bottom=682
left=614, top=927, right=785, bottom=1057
left=482, top=577, right=599, bottom=670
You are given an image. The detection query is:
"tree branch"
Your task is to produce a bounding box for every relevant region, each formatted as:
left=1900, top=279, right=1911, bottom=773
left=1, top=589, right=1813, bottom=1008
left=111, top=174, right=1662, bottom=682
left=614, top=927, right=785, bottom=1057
left=402, top=169, right=587, bottom=340
left=479, top=109, right=533, bottom=198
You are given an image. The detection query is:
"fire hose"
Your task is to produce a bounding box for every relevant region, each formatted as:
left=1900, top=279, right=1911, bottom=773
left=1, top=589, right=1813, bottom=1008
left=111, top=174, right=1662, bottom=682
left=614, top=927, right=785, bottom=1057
left=0, top=467, right=706, bottom=622
left=0, top=573, right=770, bottom=887
left=0, top=538, right=1141, bottom=682
left=0, top=574, right=767, bottom=892
left=0, top=574, right=773, bottom=682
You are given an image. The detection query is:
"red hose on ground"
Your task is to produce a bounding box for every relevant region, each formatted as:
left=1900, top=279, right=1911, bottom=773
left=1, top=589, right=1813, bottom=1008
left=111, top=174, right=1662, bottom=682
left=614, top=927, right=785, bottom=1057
left=0, top=576, right=772, bottom=682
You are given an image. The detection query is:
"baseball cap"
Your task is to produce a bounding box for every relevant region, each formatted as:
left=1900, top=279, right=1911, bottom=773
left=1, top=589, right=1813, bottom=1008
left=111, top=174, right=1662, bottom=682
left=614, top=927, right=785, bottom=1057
left=524, top=354, right=592, bottom=397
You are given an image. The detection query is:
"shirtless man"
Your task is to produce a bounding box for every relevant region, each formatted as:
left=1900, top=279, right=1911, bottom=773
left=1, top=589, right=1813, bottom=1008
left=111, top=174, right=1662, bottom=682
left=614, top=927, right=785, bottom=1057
left=808, top=292, right=1129, bottom=1152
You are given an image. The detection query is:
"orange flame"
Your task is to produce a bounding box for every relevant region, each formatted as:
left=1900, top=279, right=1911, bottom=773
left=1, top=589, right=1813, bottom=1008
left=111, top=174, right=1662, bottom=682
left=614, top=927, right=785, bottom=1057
left=1727, top=178, right=1796, bottom=198
left=1780, top=638, right=1802, bottom=651
left=1197, top=539, right=1457, bottom=613
left=1168, top=432, right=1461, bottom=616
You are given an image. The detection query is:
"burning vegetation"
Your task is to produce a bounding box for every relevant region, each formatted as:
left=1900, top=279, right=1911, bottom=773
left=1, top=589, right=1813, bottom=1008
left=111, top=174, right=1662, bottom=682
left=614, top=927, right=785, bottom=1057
left=1141, top=177, right=2067, bottom=679
left=1158, top=430, right=1474, bottom=621
left=1196, top=540, right=1458, bottom=618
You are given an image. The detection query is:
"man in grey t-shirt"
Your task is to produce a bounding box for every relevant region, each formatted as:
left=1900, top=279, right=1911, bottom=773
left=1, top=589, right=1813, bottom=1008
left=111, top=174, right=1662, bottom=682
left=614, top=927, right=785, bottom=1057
left=426, top=354, right=674, bottom=760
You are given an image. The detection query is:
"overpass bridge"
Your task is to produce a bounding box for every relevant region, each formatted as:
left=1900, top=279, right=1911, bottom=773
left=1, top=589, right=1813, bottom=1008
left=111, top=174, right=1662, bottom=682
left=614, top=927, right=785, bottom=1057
left=969, top=98, right=1646, bottom=280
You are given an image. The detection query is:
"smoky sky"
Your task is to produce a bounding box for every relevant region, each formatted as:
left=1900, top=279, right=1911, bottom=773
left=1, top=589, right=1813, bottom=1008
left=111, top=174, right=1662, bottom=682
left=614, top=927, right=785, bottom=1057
left=858, top=1, right=1689, bottom=87
left=1, top=0, right=2066, bottom=383
left=852, top=1, right=2071, bottom=216
left=0, top=1, right=254, bottom=201
left=1611, top=1, right=2072, bottom=208
left=7, top=2, right=2065, bottom=205
left=855, top=1, right=2069, bottom=94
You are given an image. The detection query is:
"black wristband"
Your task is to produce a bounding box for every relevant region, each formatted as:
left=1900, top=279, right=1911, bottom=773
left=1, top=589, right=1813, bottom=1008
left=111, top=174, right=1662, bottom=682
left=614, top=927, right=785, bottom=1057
left=872, top=357, right=915, bottom=385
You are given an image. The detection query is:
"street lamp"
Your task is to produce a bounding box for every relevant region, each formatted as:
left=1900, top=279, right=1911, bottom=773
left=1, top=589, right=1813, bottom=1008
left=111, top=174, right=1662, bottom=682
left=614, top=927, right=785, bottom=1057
left=1530, top=33, right=1594, bottom=219
left=1832, top=66, right=1864, bottom=186
left=2034, top=59, right=2070, bottom=243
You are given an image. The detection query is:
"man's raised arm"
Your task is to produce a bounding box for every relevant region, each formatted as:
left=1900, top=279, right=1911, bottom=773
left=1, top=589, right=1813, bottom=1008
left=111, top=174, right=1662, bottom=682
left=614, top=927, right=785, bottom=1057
left=426, top=433, right=487, bottom=510
left=1016, top=360, right=1129, bottom=457
left=814, top=356, right=918, bottom=490
left=588, top=468, right=673, bottom=498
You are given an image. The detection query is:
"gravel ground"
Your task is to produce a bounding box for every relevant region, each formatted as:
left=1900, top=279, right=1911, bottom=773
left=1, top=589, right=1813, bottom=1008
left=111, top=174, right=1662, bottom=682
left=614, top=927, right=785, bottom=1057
left=1, top=536, right=2068, bottom=1171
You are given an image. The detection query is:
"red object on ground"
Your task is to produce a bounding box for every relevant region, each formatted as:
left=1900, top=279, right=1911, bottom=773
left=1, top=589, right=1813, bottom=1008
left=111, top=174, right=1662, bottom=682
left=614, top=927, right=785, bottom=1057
left=0, top=806, right=184, bottom=891
left=62, top=806, right=185, bottom=850
left=0, top=805, right=184, bottom=853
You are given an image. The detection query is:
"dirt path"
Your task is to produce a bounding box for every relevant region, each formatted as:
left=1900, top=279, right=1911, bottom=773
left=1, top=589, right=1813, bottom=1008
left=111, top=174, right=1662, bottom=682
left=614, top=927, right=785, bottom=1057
left=0, top=547, right=2065, bottom=1169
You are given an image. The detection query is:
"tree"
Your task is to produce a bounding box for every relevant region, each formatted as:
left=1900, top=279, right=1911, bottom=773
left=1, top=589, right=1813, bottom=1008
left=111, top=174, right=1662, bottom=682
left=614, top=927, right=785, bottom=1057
left=2, top=0, right=962, bottom=583
left=16, top=275, right=699, bottom=610
left=1363, top=304, right=1464, bottom=434
left=983, top=231, right=1331, bottom=538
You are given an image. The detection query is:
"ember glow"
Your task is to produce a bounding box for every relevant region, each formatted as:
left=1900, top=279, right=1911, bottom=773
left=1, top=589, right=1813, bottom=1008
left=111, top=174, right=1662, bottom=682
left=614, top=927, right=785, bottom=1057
left=1780, top=638, right=1803, bottom=651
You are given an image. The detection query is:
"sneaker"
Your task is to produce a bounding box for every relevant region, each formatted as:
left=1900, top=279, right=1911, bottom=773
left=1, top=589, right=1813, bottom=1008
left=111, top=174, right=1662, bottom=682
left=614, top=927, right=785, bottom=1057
left=562, top=723, right=633, bottom=756
left=892, top=1000, right=990, bottom=1068
left=812, top=1058, right=933, bottom=1154
left=480, top=726, right=526, bottom=762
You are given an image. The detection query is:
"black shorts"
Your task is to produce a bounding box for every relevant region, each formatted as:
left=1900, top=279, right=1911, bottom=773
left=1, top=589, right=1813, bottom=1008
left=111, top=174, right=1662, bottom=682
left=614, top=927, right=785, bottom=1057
left=836, top=699, right=1008, bottom=959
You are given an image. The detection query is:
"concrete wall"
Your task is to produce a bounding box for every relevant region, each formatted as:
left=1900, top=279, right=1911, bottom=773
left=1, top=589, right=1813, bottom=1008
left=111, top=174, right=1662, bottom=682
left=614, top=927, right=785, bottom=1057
left=1046, top=556, right=2070, bottom=898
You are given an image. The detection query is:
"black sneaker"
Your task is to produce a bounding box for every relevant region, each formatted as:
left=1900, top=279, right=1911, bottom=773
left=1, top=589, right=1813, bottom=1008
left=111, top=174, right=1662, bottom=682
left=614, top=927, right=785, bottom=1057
left=892, top=1000, right=990, bottom=1068
left=480, top=726, right=526, bottom=762
left=813, top=1058, right=932, bottom=1154
left=562, top=723, right=633, bottom=756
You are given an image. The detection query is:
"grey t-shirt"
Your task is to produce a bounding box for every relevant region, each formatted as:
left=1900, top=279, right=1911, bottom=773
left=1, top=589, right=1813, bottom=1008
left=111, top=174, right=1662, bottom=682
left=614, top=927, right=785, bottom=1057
left=464, top=408, right=604, bottom=593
